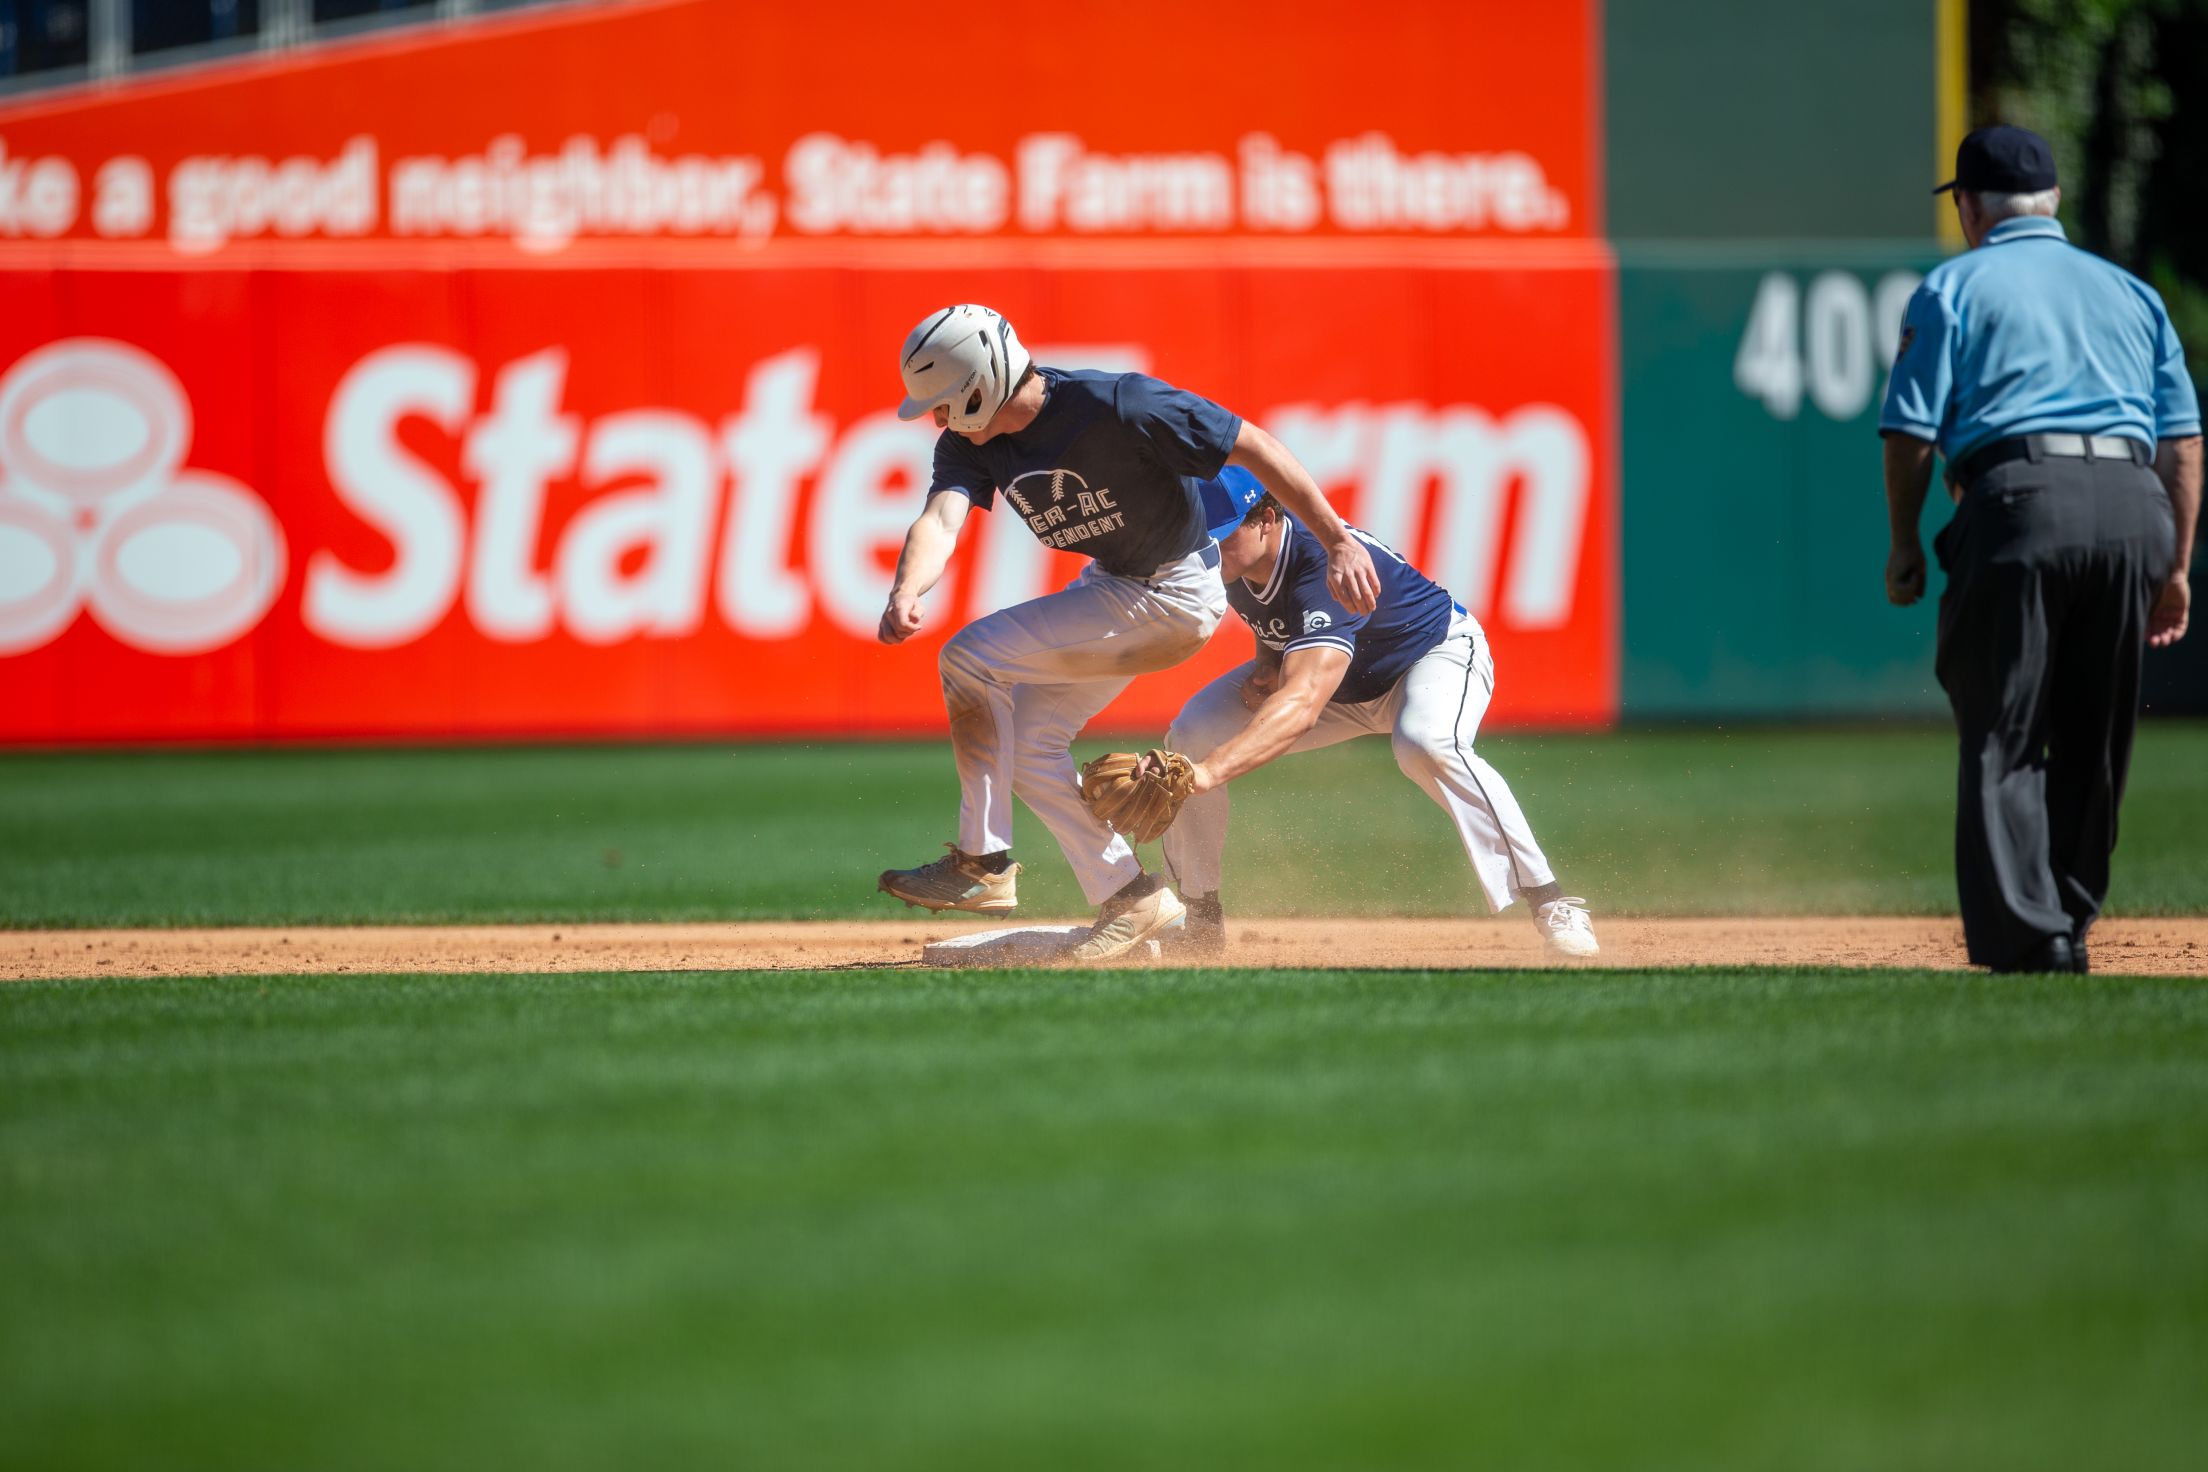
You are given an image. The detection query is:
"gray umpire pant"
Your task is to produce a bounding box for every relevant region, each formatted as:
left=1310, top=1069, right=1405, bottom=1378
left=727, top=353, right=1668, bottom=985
left=1932, top=445, right=2176, bottom=968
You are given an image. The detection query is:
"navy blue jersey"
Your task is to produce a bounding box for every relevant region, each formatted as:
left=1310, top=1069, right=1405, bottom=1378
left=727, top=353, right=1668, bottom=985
left=1227, top=514, right=1458, bottom=705
left=929, top=367, right=1241, bottom=577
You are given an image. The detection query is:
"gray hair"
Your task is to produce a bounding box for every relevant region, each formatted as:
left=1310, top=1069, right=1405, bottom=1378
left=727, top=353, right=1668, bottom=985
left=1970, top=188, right=2060, bottom=221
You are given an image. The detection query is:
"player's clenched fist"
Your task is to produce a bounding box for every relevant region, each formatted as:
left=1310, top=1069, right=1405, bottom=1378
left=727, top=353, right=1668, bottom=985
left=1325, top=534, right=1382, bottom=614
left=878, top=591, right=925, bottom=645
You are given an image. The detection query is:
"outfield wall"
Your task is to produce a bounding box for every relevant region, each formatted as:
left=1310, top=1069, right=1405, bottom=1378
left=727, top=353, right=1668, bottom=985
left=0, top=255, right=1618, bottom=739
left=1616, top=247, right=1948, bottom=717
left=0, top=0, right=1626, bottom=741
left=1606, top=0, right=1954, bottom=718
left=5, top=0, right=2054, bottom=743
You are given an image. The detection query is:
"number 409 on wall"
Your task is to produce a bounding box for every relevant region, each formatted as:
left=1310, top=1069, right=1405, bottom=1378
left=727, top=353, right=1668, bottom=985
left=1734, top=270, right=1924, bottom=422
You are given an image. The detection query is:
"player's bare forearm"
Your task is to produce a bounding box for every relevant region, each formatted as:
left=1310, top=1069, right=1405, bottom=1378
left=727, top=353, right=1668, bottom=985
left=1881, top=432, right=1937, bottom=606
left=1228, top=423, right=1345, bottom=540
left=890, top=490, right=970, bottom=597
left=1191, top=648, right=1348, bottom=792
left=879, top=490, right=969, bottom=644
left=1193, top=688, right=1320, bottom=791
left=1228, top=422, right=1381, bottom=613
left=888, top=519, right=955, bottom=599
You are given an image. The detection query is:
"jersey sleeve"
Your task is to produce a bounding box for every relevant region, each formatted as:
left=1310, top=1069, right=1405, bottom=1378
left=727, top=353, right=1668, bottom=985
left=1114, top=373, right=1244, bottom=478
left=2148, top=291, right=2203, bottom=439
left=1279, top=544, right=1368, bottom=660
left=1878, top=283, right=1958, bottom=444
left=929, top=431, right=995, bottom=509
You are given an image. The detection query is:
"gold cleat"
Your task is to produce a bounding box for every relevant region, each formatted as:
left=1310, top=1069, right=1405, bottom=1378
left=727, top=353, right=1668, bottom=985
left=878, top=845, right=1020, bottom=914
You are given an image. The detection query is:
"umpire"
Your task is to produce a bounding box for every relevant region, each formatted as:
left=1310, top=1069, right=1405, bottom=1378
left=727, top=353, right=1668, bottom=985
left=1881, top=124, right=2202, bottom=974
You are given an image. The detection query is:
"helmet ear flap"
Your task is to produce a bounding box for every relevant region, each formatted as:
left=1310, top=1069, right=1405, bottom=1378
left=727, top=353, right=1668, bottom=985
left=944, top=326, right=1005, bottom=432
left=897, top=303, right=1030, bottom=432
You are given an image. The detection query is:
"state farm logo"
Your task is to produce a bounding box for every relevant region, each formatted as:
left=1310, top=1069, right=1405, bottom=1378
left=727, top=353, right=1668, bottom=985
left=0, top=340, right=285, bottom=655
left=0, top=336, right=1595, bottom=661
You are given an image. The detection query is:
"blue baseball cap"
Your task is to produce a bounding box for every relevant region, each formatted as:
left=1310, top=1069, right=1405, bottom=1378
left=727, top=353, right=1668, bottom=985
left=1199, top=466, right=1267, bottom=543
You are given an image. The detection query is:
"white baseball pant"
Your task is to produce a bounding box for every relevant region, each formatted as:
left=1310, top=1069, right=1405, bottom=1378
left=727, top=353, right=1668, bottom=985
left=1161, top=612, right=1557, bottom=912
left=938, top=548, right=1226, bottom=905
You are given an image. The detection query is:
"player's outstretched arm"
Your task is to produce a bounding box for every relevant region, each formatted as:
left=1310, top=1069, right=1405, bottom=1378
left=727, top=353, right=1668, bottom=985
left=879, top=489, right=972, bottom=645
left=1227, top=422, right=1381, bottom=614
left=1190, top=646, right=1350, bottom=794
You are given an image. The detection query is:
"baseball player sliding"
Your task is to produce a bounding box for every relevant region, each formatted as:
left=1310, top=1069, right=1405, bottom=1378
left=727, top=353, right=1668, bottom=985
left=875, top=304, right=1379, bottom=962
left=1136, top=468, right=1599, bottom=959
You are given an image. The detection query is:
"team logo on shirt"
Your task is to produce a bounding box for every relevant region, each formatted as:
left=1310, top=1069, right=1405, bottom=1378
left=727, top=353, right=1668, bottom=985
left=1303, top=611, right=1333, bottom=633
left=1006, top=467, right=1092, bottom=516
left=1005, top=467, right=1124, bottom=549
left=1005, top=467, right=1077, bottom=512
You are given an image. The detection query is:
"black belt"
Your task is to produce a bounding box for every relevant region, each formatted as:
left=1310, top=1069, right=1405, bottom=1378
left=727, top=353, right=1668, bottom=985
left=1950, top=433, right=2152, bottom=489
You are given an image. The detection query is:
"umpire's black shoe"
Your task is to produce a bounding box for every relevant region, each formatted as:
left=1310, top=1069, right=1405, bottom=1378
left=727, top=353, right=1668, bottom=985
left=1994, top=934, right=2079, bottom=974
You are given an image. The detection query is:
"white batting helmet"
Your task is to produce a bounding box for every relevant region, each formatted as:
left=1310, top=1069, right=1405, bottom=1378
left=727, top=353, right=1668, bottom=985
left=895, top=304, right=1032, bottom=433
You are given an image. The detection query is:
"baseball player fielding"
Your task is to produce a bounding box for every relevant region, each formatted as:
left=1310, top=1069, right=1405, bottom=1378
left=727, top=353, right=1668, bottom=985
left=1082, top=467, right=1599, bottom=960
left=872, top=303, right=1379, bottom=963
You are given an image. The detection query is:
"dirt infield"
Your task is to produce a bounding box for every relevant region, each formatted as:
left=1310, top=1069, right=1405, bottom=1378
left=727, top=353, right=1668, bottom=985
left=4, top=916, right=2205, bottom=981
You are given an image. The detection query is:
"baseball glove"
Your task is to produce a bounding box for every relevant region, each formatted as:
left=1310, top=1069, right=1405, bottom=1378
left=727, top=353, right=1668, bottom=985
left=1079, top=749, right=1199, bottom=843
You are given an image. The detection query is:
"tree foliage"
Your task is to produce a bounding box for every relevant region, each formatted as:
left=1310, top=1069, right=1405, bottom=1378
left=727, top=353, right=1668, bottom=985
left=1973, top=0, right=2208, bottom=386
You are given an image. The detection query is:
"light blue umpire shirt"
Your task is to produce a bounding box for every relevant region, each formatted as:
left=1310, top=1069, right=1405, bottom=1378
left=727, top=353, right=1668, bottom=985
left=1880, top=215, right=2202, bottom=463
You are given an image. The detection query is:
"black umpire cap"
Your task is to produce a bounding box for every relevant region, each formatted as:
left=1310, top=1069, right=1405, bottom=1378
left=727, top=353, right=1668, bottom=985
left=1934, top=124, right=2059, bottom=195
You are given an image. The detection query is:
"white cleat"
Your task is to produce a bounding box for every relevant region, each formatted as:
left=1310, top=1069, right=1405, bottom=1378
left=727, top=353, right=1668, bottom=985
left=1070, top=881, right=1186, bottom=964
left=1535, top=896, right=1600, bottom=958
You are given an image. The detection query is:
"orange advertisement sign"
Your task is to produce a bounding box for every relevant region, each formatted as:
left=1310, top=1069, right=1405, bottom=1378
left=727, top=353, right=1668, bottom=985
left=0, top=0, right=1613, bottom=742
left=0, top=0, right=1596, bottom=254
left=0, top=259, right=1614, bottom=740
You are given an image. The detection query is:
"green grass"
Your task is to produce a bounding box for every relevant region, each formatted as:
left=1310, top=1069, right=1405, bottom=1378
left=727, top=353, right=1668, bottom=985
left=7, top=732, right=2205, bottom=1466
left=4, top=724, right=2207, bottom=927
left=4, top=965, right=2205, bottom=1471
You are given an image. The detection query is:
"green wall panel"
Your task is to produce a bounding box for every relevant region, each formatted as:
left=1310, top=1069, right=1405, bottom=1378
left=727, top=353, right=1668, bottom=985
left=1618, top=246, right=1951, bottom=717
left=1606, top=0, right=1941, bottom=241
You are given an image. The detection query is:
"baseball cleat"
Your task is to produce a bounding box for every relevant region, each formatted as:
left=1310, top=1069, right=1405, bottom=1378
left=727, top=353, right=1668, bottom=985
left=1535, top=896, right=1600, bottom=958
left=1069, top=880, right=1186, bottom=964
left=877, top=845, right=1020, bottom=914
left=1162, top=891, right=1226, bottom=959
